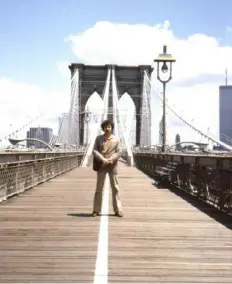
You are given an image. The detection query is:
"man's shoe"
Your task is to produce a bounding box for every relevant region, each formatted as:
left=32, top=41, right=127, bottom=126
left=115, top=212, right=123, bottom=217
left=92, top=212, right=99, bottom=217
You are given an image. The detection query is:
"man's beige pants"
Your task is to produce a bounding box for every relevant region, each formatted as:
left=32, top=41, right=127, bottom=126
left=93, top=171, right=122, bottom=214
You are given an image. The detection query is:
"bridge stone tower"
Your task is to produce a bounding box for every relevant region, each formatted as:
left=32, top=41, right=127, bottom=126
left=68, top=64, right=153, bottom=146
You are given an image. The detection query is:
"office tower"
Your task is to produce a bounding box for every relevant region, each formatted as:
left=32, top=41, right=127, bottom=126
left=219, top=85, right=232, bottom=146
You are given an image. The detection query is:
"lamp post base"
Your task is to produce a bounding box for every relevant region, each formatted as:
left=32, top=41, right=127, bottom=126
left=162, top=145, right=168, bottom=153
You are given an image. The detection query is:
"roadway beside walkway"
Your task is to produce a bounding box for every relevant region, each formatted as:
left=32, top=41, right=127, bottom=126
left=0, top=162, right=232, bottom=283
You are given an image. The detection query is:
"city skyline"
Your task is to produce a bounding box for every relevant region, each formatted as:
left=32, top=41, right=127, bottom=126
left=26, top=127, right=53, bottom=149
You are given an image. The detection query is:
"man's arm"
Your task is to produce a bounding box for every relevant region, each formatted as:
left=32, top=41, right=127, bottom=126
left=92, top=136, right=107, bottom=162
left=109, top=139, right=122, bottom=163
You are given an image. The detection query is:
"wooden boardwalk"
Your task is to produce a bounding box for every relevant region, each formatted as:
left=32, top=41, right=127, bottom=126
left=0, top=162, right=232, bottom=283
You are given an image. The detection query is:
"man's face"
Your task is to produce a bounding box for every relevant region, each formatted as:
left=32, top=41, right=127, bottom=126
left=104, top=124, right=112, bottom=134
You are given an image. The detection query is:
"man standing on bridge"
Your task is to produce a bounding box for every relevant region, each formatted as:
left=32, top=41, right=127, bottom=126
left=92, top=119, right=123, bottom=217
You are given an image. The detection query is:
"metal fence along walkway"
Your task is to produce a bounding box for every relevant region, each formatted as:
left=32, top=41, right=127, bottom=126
left=0, top=162, right=232, bottom=283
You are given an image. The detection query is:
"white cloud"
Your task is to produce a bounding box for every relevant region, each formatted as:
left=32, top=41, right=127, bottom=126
left=0, top=77, right=70, bottom=147
left=67, top=21, right=232, bottom=145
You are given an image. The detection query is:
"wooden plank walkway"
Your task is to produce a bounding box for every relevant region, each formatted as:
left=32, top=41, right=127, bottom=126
left=0, top=162, right=232, bottom=283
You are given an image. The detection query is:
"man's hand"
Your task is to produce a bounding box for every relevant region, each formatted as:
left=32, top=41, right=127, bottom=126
left=102, top=159, right=113, bottom=166
left=102, top=159, right=110, bottom=166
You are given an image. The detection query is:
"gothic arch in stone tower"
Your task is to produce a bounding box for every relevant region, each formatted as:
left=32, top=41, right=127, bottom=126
left=68, top=63, right=153, bottom=146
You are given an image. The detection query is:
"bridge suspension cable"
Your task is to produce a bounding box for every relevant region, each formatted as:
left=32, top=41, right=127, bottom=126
left=49, top=113, right=69, bottom=149
left=0, top=111, right=45, bottom=146
left=68, top=69, right=80, bottom=148
left=111, top=68, right=120, bottom=139
left=140, top=72, right=152, bottom=146
left=112, top=67, right=134, bottom=166
left=81, top=67, right=111, bottom=167
left=144, top=71, right=232, bottom=152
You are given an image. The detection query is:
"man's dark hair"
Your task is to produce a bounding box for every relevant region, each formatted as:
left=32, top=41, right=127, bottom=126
left=101, top=119, right=114, bottom=131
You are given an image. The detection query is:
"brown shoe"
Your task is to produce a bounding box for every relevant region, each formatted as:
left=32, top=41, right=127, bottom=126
left=92, top=212, right=99, bottom=217
left=115, top=212, right=123, bottom=217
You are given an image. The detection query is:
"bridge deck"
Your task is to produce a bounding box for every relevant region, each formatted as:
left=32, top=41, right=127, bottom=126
left=0, top=162, right=232, bottom=283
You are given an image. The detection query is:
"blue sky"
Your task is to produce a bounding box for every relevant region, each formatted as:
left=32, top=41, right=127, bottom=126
left=0, top=0, right=231, bottom=90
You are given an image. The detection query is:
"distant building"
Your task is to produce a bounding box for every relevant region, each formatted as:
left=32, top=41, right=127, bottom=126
left=26, top=127, right=53, bottom=148
left=175, top=133, right=182, bottom=150
left=175, top=133, right=181, bottom=144
left=219, top=85, right=232, bottom=146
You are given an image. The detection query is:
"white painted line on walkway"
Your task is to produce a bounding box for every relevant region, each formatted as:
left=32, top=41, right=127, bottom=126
left=93, top=175, right=109, bottom=284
